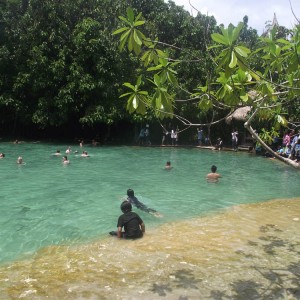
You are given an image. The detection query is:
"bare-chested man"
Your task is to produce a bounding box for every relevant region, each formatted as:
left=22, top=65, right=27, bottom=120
left=206, top=165, right=221, bottom=183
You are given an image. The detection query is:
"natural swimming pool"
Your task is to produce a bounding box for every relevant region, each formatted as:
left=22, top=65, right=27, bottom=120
left=0, top=142, right=300, bottom=298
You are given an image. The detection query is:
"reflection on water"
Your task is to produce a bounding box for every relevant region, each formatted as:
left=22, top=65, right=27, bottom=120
left=0, top=198, right=299, bottom=299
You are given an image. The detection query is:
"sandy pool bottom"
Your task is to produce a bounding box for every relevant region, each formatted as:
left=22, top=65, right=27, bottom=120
left=0, top=198, right=300, bottom=299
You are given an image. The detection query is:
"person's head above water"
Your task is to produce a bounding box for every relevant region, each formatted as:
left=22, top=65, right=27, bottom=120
left=211, top=165, right=217, bottom=173
left=120, top=200, right=132, bottom=213
left=165, top=161, right=172, bottom=169
left=127, top=189, right=134, bottom=197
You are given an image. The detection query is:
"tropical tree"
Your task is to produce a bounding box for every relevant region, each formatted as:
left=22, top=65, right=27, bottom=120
left=113, top=7, right=300, bottom=169
left=0, top=0, right=135, bottom=132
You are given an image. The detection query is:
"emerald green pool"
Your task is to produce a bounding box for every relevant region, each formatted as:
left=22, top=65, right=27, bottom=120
left=1, top=142, right=300, bottom=299
left=0, top=142, right=299, bottom=265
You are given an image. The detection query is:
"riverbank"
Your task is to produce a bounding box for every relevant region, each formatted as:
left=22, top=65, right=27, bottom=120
left=0, top=198, right=299, bottom=299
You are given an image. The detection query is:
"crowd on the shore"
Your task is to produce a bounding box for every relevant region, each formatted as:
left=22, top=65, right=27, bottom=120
left=2, top=126, right=299, bottom=165
left=275, top=129, right=300, bottom=162
left=253, top=129, right=300, bottom=164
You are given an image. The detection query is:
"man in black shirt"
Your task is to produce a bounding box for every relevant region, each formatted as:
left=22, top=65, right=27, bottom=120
left=110, top=201, right=145, bottom=239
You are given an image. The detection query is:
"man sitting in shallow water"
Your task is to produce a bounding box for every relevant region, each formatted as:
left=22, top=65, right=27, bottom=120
left=110, top=201, right=145, bottom=239
left=206, top=165, right=222, bottom=183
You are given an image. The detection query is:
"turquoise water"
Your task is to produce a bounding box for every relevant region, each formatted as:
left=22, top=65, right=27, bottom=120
left=0, top=142, right=299, bottom=265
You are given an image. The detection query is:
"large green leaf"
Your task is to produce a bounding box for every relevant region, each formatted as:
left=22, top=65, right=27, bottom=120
left=134, top=20, right=145, bottom=26
left=211, top=33, right=229, bottom=45
left=232, top=22, right=243, bottom=42
left=123, top=82, right=135, bottom=90
left=112, top=27, right=129, bottom=35
left=229, top=51, right=237, bottom=68
left=133, top=30, right=142, bottom=46
left=126, top=7, right=134, bottom=23
left=234, top=46, right=250, bottom=58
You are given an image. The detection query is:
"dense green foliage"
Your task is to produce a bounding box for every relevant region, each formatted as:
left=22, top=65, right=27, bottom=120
left=0, top=0, right=221, bottom=140
left=114, top=6, right=300, bottom=166
left=0, top=0, right=131, bottom=132
left=1, top=0, right=297, bottom=152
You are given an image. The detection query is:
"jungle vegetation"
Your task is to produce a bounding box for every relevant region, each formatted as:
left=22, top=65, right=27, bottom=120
left=113, top=4, right=300, bottom=168
left=0, top=0, right=299, bottom=163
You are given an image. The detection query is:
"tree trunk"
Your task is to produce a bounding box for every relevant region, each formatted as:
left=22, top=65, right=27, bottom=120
left=244, top=122, right=300, bottom=169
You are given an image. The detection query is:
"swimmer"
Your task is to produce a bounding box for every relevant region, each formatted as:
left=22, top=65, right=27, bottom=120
left=206, top=165, right=221, bottom=183
left=81, top=151, right=89, bottom=157
left=65, top=146, right=71, bottom=154
left=54, top=150, right=61, bottom=156
left=0, top=153, right=5, bottom=158
left=165, top=161, right=172, bottom=170
left=62, top=156, right=70, bottom=164
left=17, top=156, right=23, bottom=164
left=126, top=189, right=163, bottom=217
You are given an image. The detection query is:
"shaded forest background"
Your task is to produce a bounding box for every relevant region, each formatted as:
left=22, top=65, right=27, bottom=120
left=0, top=0, right=287, bottom=144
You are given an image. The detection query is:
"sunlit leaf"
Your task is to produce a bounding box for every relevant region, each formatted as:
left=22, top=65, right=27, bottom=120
left=113, top=27, right=129, bottom=35
left=211, top=33, right=229, bottom=45
left=133, top=30, right=142, bottom=46
left=234, top=46, right=250, bottom=58
left=134, top=20, right=145, bottom=26
left=229, top=51, right=237, bottom=68
left=132, top=96, right=137, bottom=109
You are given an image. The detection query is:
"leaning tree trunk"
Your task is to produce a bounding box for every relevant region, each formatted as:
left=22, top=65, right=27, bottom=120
left=241, top=97, right=300, bottom=170
left=244, top=122, right=300, bottom=169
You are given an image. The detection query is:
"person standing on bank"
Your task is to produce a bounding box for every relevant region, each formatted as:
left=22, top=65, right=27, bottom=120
left=145, top=124, right=151, bottom=146
left=232, top=129, right=238, bottom=151
left=171, top=128, right=176, bottom=146
left=110, top=201, right=145, bottom=239
left=197, top=128, right=204, bottom=146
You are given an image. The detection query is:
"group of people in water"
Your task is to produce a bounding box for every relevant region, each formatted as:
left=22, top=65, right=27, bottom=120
left=111, top=165, right=221, bottom=240
left=1, top=153, right=25, bottom=164
left=2, top=139, right=222, bottom=241
left=55, top=147, right=90, bottom=164
left=0, top=144, right=91, bottom=166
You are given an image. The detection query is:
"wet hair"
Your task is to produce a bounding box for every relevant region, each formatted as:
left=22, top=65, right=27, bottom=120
left=120, top=201, right=132, bottom=213
left=211, top=165, right=217, bottom=173
left=166, top=161, right=171, bottom=166
left=127, top=189, right=134, bottom=197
